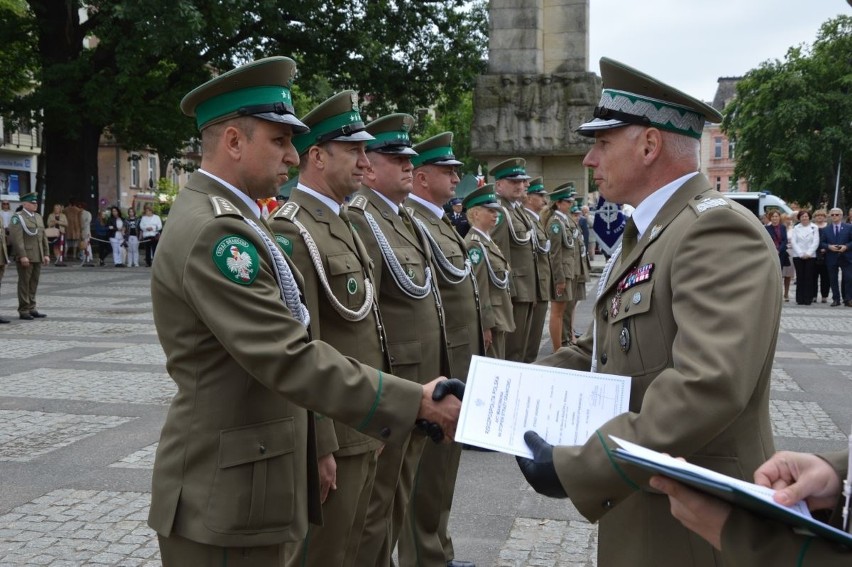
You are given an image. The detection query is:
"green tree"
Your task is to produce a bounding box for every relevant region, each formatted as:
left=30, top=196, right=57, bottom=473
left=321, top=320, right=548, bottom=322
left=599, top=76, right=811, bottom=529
left=414, top=90, right=483, bottom=174
left=0, top=0, right=487, bottom=208
left=723, top=15, right=852, bottom=208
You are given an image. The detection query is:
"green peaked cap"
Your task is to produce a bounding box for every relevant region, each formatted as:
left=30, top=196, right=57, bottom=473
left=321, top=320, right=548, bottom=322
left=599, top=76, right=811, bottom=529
left=19, top=191, right=38, bottom=203
left=181, top=56, right=308, bottom=133
left=489, top=157, right=530, bottom=180
left=549, top=182, right=576, bottom=202
left=292, top=90, right=374, bottom=155
left=463, top=183, right=501, bottom=210
left=527, top=177, right=546, bottom=194
left=365, top=114, right=417, bottom=155
left=411, top=132, right=463, bottom=167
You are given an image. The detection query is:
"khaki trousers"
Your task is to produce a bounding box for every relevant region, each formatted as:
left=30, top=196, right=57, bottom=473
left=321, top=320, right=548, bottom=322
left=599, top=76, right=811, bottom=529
left=158, top=533, right=286, bottom=567
left=16, top=260, right=40, bottom=314
left=486, top=330, right=506, bottom=360
left=524, top=300, right=548, bottom=363
left=504, top=301, right=533, bottom=362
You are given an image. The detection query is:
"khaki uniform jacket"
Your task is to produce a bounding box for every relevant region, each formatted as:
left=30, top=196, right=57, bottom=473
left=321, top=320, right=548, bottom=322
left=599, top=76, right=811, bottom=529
left=721, top=451, right=850, bottom=566
left=9, top=211, right=49, bottom=261
left=346, top=188, right=443, bottom=382
left=525, top=209, right=552, bottom=302
left=269, top=190, right=385, bottom=457
left=406, top=198, right=484, bottom=379
left=147, top=172, right=424, bottom=548
left=491, top=197, right=537, bottom=302
left=538, top=174, right=781, bottom=567
left=564, top=213, right=590, bottom=284
left=547, top=211, right=577, bottom=286
left=0, top=216, right=8, bottom=265
left=464, top=229, right=514, bottom=333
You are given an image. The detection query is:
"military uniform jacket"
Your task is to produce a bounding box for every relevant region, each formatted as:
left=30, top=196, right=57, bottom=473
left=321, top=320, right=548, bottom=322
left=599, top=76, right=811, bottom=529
left=547, top=211, right=577, bottom=284
left=0, top=215, right=9, bottom=266
left=269, top=190, right=385, bottom=458
left=9, top=210, right=49, bottom=261
left=537, top=174, right=781, bottom=567
left=565, top=213, right=590, bottom=283
left=721, top=451, right=850, bottom=566
left=491, top=197, right=537, bottom=302
left=147, top=172, right=424, bottom=548
left=525, top=208, right=553, bottom=302
left=464, top=229, right=514, bottom=333
left=346, top=188, right=443, bottom=382
left=406, top=198, right=484, bottom=379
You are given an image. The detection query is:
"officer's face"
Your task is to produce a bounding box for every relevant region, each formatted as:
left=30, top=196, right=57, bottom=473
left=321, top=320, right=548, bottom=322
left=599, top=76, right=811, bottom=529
left=418, top=164, right=459, bottom=204
left=366, top=152, right=414, bottom=204
left=22, top=201, right=37, bottom=213
left=495, top=178, right=526, bottom=201
left=583, top=126, right=644, bottom=206
left=524, top=193, right=548, bottom=213
left=319, top=141, right=370, bottom=201
left=242, top=120, right=299, bottom=200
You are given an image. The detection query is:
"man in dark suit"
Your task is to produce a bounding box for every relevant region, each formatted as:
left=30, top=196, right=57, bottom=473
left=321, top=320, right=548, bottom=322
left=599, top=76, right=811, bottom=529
left=819, top=207, right=852, bottom=306
left=448, top=197, right=470, bottom=237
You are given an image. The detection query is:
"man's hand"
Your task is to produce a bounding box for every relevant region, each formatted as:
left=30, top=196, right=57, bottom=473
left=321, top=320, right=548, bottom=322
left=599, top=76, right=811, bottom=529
left=19, top=256, right=30, bottom=267
left=418, top=377, right=461, bottom=443
left=650, top=475, right=730, bottom=551
left=516, top=431, right=567, bottom=498
left=317, top=453, right=337, bottom=504
left=754, top=451, right=842, bottom=511
left=42, top=255, right=50, bottom=266
left=483, top=328, right=493, bottom=351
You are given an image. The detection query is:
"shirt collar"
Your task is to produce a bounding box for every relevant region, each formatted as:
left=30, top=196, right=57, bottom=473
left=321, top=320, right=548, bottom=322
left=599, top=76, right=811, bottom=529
left=294, top=183, right=340, bottom=215
left=524, top=208, right=540, bottom=221
left=370, top=188, right=400, bottom=214
left=408, top=194, right=445, bottom=219
left=631, top=171, right=698, bottom=238
left=198, top=169, right=261, bottom=219
left=472, top=227, right=492, bottom=241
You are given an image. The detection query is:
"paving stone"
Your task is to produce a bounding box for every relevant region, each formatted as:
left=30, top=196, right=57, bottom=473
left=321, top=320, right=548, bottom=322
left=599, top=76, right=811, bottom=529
left=110, top=443, right=158, bottom=469
left=79, top=344, right=166, bottom=365
left=811, top=348, right=852, bottom=366
left=770, top=367, right=802, bottom=392
left=0, top=321, right=155, bottom=338
left=0, top=369, right=175, bottom=405
left=770, top=400, right=847, bottom=440
left=780, top=316, right=852, bottom=333
left=790, top=332, right=852, bottom=346
left=498, top=517, right=597, bottom=567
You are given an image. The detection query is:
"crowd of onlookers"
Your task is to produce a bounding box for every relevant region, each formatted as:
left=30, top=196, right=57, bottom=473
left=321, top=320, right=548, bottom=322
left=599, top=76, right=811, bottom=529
left=763, top=205, right=852, bottom=307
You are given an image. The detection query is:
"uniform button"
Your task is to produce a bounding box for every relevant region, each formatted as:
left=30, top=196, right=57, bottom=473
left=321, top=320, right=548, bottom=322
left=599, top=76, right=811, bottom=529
left=379, top=427, right=391, bottom=439
left=600, top=353, right=607, bottom=365
left=259, top=443, right=267, bottom=455
left=602, top=499, right=614, bottom=509
left=390, top=356, right=396, bottom=363
left=601, top=308, right=608, bottom=321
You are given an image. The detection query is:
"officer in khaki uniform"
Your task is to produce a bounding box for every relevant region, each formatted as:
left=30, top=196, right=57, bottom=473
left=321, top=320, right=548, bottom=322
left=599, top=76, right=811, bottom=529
left=147, top=57, right=461, bottom=567
left=463, top=185, right=514, bottom=359
left=489, top=158, right=535, bottom=362
left=544, top=186, right=577, bottom=352
left=399, top=133, right=482, bottom=567
left=9, top=191, right=50, bottom=320
left=517, top=58, right=781, bottom=567
left=347, top=115, right=445, bottom=567
left=0, top=209, right=10, bottom=323
left=520, top=178, right=552, bottom=363
left=268, top=90, right=385, bottom=567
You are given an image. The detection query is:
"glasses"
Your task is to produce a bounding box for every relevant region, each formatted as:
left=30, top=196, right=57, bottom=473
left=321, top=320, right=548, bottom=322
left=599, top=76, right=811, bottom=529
left=830, top=213, right=841, bottom=216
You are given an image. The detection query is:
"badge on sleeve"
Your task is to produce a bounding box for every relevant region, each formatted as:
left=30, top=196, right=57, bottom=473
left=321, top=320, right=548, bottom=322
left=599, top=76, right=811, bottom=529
left=213, top=235, right=260, bottom=285
left=468, top=247, right=483, bottom=265
left=11, top=216, right=19, bottom=225
left=275, top=234, right=293, bottom=256
left=550, top=222, right=561, bottom=234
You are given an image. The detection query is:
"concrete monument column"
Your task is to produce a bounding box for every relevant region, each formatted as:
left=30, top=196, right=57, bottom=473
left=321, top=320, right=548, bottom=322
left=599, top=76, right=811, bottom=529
left=473, top=0, right=600, bottom=194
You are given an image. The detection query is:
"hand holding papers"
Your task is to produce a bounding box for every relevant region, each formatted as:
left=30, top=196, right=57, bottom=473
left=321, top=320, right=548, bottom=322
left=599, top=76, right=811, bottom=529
left=455, top=356, right=631, bottom=458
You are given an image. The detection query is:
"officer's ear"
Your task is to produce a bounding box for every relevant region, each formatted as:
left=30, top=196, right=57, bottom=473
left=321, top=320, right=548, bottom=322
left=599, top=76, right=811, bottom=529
left=641, top=127, right=663, bottom=164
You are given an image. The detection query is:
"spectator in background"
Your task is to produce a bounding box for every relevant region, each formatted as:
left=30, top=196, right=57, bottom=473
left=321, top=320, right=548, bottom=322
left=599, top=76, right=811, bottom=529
left=847, top=207, right=852, bottom=224
left=790, top=210, right=819, bottom=305
left=47, top=203, right=68, bottom=266
left=92, top=209, right=111, bottom=266
left=812, top=209, right=830, bottom=303
left=448, top=197, right=470, bottom=237
left=139, top=205, right=162, bottom=267
left=125, top=207, right=141, bottom=267
left=64, top=200, right=82, bottom=262
left=106, top=206, right=125, bottom=267
left=820, top=207, right=852, bottom=307
left=78, top=201, right=94, bottom=267
left=766, top=210, right=792, bottom=302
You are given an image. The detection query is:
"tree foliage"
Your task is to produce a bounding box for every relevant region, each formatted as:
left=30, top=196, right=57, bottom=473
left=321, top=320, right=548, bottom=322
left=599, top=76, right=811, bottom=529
left=0, top=0, right=487, bottom=207
left=723, top=15, right=852, bottom=208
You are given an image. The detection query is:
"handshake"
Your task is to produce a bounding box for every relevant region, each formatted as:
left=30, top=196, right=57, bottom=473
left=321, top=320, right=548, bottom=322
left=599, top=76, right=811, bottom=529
left=415, top=378, right=465, bottom=443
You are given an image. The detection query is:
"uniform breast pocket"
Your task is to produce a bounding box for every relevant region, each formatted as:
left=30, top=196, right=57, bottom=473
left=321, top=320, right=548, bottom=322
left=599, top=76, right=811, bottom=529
left=609, top=281, right=667, bottom=379
left=206, top=417, right=296, bottom=533
left=327, top=252, right=367, bottom=308
left=394, top=246, right=427, bottom=284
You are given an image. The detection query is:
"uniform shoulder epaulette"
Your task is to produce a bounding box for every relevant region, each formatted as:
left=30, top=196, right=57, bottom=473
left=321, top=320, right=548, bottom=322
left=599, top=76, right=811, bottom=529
left=690, top=194, right=731, bottom=215
left=271, top=201, right=300, bottom=222
left=209, top=195, right=243, bottom=218
left=469, top=232, right=481, bottom=242
left=348, top=194, right=368, bottom=211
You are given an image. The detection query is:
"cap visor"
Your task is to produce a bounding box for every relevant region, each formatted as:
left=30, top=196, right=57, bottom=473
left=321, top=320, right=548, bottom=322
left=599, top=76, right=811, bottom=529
left=332, top=131, right=375, bottom=143
left=481, top=202, right=501, bottom=209
left=255, top=112, right=310, bottom=134
left=429, top=158, right=464, bottom=166
left=371, top=146, right=418, bottom=156
left=576, top=118, right=630, bottom=136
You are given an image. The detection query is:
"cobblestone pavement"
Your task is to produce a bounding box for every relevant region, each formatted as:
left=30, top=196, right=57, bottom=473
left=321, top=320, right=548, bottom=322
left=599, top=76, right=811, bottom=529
left=1, top=266, right=850, bottom=566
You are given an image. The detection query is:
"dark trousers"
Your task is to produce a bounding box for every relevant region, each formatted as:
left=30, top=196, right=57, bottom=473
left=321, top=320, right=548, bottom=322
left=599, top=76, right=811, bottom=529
left=827, top=259, right=852, bottom=302
left=793, top=258, right=816, bottom=304
left=145, top=238, right=158, bottom=266
left=814, top=259, right=830, bottom=299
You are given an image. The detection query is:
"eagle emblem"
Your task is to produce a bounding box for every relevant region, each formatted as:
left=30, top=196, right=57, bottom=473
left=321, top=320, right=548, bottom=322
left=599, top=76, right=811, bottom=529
left=213, top=235, right=260, bottom=285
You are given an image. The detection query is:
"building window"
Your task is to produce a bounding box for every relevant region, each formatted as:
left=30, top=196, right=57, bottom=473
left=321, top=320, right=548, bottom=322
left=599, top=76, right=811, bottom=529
left=130, top=158, right=140, bottom=188
left=148, top=156, right=157, bottom=189
left=714, top=137, right=723, bottom=159
left=728, top=140, right=735, bottom=159
left=715, top=177, right=722, bottom=191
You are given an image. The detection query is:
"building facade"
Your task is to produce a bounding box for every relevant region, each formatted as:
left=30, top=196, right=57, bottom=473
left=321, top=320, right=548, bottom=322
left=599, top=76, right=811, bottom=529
left=0, top=119, right=40, bottom=208
left=700, top=77, right=748, bottom=193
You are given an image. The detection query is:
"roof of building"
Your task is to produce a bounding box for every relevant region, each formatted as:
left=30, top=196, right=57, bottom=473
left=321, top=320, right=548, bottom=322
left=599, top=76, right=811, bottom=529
left=711, top=77, right=742, bottom=111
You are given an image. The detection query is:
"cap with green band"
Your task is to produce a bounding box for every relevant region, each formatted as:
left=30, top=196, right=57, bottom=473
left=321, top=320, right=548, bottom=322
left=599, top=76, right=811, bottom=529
left=365, top=114, right=417, bottom=156
left=293, top=90, right=374, bottom=155
left=180, top=56, right=309, bottom=133
left=411, top=132, right=463, bottom=167
left=463, top=184, right=501, bottom=210
left=527, top=177, right=546, bottom=195
left=489, top=157, right=530, bottom=180
left=20, top=191, right=38, bottom=203
left=549, top=182, right=576, bottom=202
left=578, top=57, right=722, bottom=139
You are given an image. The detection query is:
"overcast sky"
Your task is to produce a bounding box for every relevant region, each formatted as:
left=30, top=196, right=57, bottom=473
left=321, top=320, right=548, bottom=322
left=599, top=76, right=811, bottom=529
left=587, top=0, right=851, bottom=103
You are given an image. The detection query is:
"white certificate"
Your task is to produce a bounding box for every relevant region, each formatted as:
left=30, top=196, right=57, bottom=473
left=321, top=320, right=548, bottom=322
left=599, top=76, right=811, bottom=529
left=456, top=356, right=631, bottom=458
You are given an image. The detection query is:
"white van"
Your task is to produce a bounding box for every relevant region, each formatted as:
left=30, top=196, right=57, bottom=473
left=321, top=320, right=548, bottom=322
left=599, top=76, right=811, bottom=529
left=725, top=192, right=793, bottom=218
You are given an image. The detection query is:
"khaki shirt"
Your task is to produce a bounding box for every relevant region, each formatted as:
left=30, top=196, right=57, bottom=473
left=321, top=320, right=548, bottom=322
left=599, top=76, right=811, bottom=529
left=9, top=210, right=49, bottom=261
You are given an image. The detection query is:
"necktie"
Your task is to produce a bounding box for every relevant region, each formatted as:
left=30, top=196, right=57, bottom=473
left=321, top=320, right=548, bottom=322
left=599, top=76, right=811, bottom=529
left=836, top=225, right=840, bottom=237
left=621, top=217, right=638, bottom=259
left=399, top=209, right=417, bottom=238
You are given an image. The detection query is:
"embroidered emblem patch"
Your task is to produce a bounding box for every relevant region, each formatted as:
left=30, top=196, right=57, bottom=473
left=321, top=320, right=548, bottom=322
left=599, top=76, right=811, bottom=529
left=347, top=277, right=358, bottom=295
left=275, top=234, right=293, bottom=256
left=11, top=216, right=19, bottom=225
left=550, top=222, right=561, bottom=234
left=406, top=266, right=416, bottom=278
left=213, top=235, right=260, bottom=285
left=696, top=198, right=729, bottom=213
left=468, top=248, right=483, bottom=265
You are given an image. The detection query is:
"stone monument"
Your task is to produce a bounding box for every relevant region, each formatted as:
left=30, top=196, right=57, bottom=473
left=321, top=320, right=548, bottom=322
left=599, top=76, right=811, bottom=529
left=472, top=0, right=600, bottom=194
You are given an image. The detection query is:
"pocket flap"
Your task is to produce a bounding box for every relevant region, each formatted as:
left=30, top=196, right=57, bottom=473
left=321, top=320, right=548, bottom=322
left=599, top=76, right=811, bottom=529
left=610, top=281, right=654, bottom=323
left=388, top=339, right=422, bottom=366
left=218, top=417, right=295, bottom=469
left=327, top=252, right=360, bottom=276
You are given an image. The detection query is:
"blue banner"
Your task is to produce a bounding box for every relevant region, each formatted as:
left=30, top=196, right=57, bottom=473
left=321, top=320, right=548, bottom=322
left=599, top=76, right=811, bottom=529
left=592, top=196, right=626, bottom=256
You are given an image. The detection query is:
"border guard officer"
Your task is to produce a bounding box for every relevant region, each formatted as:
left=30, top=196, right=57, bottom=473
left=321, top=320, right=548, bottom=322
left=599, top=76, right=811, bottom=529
left=521, top=177, right=552, bottom=362
left=544, top=185, right=578, bottom=352
left=9, top=191, right=50, bottom=320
